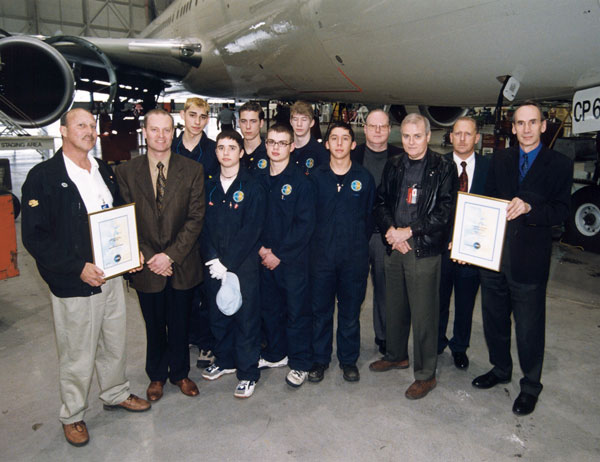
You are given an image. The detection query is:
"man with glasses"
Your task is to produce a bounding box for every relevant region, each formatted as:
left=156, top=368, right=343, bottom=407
left=289, top=101, right=329, bottom=175
left=239, top=102, right=268, bottom=170
left=255, top=124, right=316, bottom=388
left=351, top=109, right=402, bottom=355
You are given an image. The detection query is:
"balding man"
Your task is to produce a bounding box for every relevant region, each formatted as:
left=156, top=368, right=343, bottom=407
left=351, top=109, right=402, bottom=354
left=116, top=109, right=206, bottom=403
left=22, top=108, right=150, bottom=447
left=473, top=102, right=572, bottom=416
left=371, top=113, right=458, bottom=399
left=438, top=117, right=489, bottom=370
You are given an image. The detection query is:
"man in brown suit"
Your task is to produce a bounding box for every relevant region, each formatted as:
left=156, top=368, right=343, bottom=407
left=116, top=109, right=205, bottom=401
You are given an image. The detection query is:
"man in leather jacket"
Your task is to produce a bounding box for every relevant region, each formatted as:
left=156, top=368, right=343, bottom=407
left=370, top=113, right=458, bottom=400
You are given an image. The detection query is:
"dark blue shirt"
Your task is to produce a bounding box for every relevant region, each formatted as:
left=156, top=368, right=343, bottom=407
left=292, top=137, right=329, bottom=175
left=519, top=142, right=542, bottom=182
left=256, top=161, right=316, bottom=264
left=172, top=133, right=218, bottom=180
left=311, top=162, right=376, bottom=263
left=201, top=168, right=266, bottom=272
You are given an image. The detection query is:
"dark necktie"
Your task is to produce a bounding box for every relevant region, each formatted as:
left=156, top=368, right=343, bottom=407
left=156, top=161, right=166, bottom=211
left=520, top=152, right=529, bottom=182
left=459, top=161, right=468, bottom=192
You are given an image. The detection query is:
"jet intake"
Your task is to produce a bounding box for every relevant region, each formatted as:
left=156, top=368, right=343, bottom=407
left=0, top=36, right=75, bottom=128
left=418, top=106, right=469, bottom=128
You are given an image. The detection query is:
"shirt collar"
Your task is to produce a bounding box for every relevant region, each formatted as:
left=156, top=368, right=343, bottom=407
left=453, top=152, right=475, bottom=165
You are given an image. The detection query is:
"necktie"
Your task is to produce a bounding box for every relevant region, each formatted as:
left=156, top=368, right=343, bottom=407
left=156, top=161, right=166, bottom=211
left=520, top=152, right=529, bottom=182
left=459, top=161, right=468, bottom=192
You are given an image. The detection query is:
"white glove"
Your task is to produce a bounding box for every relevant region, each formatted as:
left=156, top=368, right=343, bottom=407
left=205, top=258, right=227, bottom=280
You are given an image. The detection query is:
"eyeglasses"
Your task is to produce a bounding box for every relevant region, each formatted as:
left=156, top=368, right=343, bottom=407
left=364, top=124, right=390, bottom=130
left=266, top=139, right=292, bottom=148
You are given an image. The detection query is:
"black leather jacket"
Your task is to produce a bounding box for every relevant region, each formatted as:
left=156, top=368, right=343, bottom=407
left=374, top=149, right=458, bottom=258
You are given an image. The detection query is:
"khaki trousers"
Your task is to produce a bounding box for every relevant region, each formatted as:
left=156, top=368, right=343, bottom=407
left=384, top=247, right=441, bottom=381
left=51, top=277, right=130, bottom=424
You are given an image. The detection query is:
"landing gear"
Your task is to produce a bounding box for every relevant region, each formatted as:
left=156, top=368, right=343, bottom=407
left=564, top=186, right=600, bottom=253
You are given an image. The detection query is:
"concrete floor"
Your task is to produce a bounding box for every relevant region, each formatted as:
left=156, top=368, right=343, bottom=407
left=1, top=125, right=599, bottom=461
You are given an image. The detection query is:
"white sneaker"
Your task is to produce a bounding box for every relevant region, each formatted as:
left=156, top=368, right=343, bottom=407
left=234, top=380, right=256, bottom=399
left=258, top=356, right=289, bottom=369
left=285, top=369, right=308, bottom=388
left=202, top=364, right=236, bottom=381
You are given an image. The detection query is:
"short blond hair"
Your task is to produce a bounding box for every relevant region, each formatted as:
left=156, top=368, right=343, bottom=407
left=290, top=101, right=314, bottom=119
left=183, top=97, right=210, bottom=112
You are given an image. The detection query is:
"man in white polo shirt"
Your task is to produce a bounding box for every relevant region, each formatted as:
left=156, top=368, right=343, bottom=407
left=22, top=108, right=150, bottom=448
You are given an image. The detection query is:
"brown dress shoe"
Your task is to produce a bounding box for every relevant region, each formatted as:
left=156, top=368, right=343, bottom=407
left=174, top=377, right=199, bottom=397
left=104, top=394, right=151, bottom=412
left=147, top=381, right=164, bottom=402
left=63, top=421, right=89, bottom=447
left=369, top=358, right=409, bottom=372
left=405, top=378, right=437, bottom=400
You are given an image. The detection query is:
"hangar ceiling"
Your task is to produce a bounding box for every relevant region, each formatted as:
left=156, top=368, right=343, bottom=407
left=0, top=0, right=174, bottom=38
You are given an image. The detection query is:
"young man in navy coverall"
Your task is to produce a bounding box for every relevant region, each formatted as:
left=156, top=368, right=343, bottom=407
left=308, top=122, right=376, bottom=383
left=289, top=101, right=329, bottom=175
left=200, top=131, right=267, bottom=398
left=256, top=124, right=316, bottom=388
left=239, top=102, right=268, bottom=170
left=171, top=96, right=217, bottom=369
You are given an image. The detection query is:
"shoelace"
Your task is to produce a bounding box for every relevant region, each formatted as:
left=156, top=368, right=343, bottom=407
left=238, top=380, right=252, bottom=389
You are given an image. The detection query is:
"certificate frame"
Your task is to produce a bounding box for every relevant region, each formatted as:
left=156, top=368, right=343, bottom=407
left=88, top=203, right=140, bottom=279
left=450, top=192, right=509, bottom=271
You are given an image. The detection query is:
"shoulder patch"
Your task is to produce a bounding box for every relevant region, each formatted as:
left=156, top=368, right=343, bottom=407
left=305, top=158, right=314, bottom=169
left=233, top=190, right=244, bottom=203
left=351, top=180, right=362, bottom=192
left=281, top=184, right=292, bottom=196
left=257, top=159, right=267, bottom=169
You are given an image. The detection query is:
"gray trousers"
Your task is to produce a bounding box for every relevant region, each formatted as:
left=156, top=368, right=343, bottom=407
left=369, top=233, right=387, bottom=342
left=384, top=246, right=441, bottom=381
left=51, top=277, right=130, bottom=424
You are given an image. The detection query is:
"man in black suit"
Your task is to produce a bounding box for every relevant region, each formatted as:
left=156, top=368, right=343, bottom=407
left=351, top=109, right=402, bottom=355
left=439, top=117, right=489, bottom=370
left=472, top=102, right=573, bottom=416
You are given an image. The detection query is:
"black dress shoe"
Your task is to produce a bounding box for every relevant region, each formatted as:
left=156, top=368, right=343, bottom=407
left=452, top=351, right=469, bottom=370
left=340, top=364, right=360, bottom=382
left=308, top=363, right=328, bottom=383
left=512, top=392, right=537, bottom=416
left=472, top=370, right=510, bottom=389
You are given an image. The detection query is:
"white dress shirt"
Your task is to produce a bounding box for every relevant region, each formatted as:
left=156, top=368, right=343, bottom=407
left=64, top=153, right=114, bottom=213
left=453, top=152, right=476, bottom=193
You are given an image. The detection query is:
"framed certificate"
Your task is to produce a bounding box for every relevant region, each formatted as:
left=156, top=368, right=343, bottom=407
left=88, top=203, right=140, bottom=279
left=450, top=192, right=509, bottom=271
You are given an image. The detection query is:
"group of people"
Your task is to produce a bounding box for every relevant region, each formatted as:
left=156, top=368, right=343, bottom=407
left=21, top=97, right=572, bottom=447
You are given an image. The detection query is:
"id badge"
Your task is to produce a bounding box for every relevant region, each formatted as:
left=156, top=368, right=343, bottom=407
left=406, top=186, right=418, bottom=204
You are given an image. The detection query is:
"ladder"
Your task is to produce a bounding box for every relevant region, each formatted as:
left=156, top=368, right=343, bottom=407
left=0, top=108, right=49, bottom=158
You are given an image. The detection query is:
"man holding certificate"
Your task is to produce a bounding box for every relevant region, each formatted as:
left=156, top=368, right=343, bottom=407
left=116, top=109, right=206, bottom=402
left=371, top=113, right=458, bottom=400
left=473, top=102, right=573, bottom=416
left=22, top=108, right=150, bottom=447
left=438, top=117, right=490, bottom=370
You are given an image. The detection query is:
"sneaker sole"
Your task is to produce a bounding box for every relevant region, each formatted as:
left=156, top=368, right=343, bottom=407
left=202, top=369, right=236, bottom=381
left=234, top=392, right=254, bottom=399
left=258, top=363, right=288, bottom=370
left=308, top=374, right=324, bottom=383
left=285, top=377, right=305, bottom=388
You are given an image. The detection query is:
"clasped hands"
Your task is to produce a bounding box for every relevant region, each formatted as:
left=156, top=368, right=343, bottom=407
left=385, top=226, right=412, bottom=254
left=259, top=246, right=281, bottom=270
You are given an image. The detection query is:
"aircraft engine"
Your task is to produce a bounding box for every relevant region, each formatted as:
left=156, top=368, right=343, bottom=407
left=417, top=106, right=469, bottom=128
left=390, top=105, right=469, bottom=128
left=0, top=36, right=75, bottom=128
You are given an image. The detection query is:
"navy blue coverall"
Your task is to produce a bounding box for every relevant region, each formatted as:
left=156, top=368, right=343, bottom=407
left=310, top=162, right=376, bottom=366
left=172, top=132, right=218, bottom=353
left=256, top=161, right=316, bottom=372
left=201, top=168, right=267, bottom=382
left=243, top=140, right=268, bottom=171
left=292, top=137, right=329, bottom=175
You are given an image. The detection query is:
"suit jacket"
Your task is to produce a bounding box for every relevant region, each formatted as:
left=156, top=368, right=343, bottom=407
left=485, top=145, right=572, bottom=283
left=444, top=152, right=490, bottom=276
left=116, top=153, right=206, bottom=292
